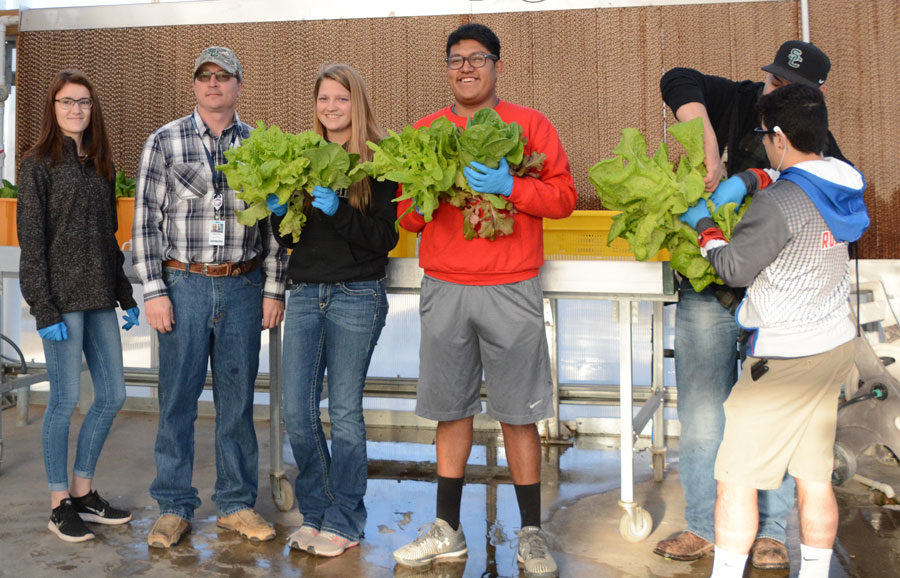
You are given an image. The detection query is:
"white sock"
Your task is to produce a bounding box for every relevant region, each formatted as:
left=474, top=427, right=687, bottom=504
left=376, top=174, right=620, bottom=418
left=710, top=546, right=748, bottom=578
left=798, top=543, right=832, bottom=578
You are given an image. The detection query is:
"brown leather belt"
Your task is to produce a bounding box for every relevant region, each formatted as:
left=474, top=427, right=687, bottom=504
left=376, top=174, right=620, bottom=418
left=163, top=258, right=258, bottom=277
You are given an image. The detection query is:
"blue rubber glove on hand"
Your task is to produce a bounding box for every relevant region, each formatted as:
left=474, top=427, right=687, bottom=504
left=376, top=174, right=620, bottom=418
left=38, top=321, right=68, bottom=342
left=709, top=175, right=748, bottom=212
left=463, top=157, right=514, bottom=197
left=311, top=186, right=339, bottom=216
left=266, top=193, right=287, bottom=217
left=121, top=306, right=140, bottom=331
left=680, top=200, right=712, bottom=229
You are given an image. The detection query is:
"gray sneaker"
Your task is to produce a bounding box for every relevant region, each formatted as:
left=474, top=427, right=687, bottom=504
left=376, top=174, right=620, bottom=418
left=393, top=518, right=467, bottom=567
left=517, top=526, right=558, bottom=577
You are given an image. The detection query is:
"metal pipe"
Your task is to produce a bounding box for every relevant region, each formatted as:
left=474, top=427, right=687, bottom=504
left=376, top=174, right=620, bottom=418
left=0, top=15, right=17, bottom=182
left=800, top=0, right=810, bottom=42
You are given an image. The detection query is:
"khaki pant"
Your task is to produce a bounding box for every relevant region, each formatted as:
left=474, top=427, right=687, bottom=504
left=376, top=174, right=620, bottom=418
left=714, top=340, right=855, bottom=489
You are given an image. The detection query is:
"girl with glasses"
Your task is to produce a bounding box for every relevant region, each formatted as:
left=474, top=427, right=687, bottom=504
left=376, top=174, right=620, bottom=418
left=17, top=69, right=139, bottom=542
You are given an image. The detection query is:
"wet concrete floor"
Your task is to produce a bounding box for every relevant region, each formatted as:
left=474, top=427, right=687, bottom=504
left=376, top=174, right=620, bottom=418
left=1, top=405, right=898, bottom=577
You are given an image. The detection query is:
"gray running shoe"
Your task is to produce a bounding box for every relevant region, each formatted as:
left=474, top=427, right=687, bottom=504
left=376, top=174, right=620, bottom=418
left=517, top=526, right=558, bottom=577
left=393, top=518, right=467, bottom=567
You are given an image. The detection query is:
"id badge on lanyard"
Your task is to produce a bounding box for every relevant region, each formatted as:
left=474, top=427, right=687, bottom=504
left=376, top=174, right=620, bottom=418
left=193, top=117, right=238, bottom=247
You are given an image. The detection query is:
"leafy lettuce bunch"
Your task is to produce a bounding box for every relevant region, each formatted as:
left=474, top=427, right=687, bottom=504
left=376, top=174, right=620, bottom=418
left=362, top=117, right=460, bottom=224
left=589, top=118, right=750, bottom=292
left=217, top=122, right=364, bottom=242
left=360, top=108, right=544, bottom=240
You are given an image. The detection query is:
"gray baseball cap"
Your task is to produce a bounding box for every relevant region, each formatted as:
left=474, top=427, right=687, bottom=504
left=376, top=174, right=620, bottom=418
left=193, top=46, right=243, bottom=80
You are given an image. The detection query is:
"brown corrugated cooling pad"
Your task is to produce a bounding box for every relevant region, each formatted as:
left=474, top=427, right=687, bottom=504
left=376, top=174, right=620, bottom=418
left=15, top=1, right=899, bottom=257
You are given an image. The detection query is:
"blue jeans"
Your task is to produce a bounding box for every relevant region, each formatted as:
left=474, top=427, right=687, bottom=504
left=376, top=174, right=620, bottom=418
left=41, top=309, right=126, bottom=491
left=149, top=267, right=264, bottom=520
left=282, top=280, right=387, bottom=541
left=675, top=286, right=795, bottom=544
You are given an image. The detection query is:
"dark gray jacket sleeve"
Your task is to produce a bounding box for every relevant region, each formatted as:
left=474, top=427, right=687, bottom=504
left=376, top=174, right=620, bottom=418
left=705, top=190, right=791, bottom=288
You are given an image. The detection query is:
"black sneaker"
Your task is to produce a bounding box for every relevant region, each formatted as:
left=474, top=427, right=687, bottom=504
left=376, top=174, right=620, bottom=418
left=49, top=499, right=95, bottom=542
left=71, top=490, right=132, bottom=525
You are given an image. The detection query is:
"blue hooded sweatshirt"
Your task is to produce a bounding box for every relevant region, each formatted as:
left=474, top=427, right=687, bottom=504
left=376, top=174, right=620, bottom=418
left=780, top=161, right=869, bottom=243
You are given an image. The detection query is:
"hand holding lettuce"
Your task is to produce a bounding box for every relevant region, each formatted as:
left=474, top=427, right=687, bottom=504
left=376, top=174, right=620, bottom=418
left=216, top=122, right=365, bottom=243
left=589, top=118, right=750, bottom=292
left=359, top=108, right=545, bottom=240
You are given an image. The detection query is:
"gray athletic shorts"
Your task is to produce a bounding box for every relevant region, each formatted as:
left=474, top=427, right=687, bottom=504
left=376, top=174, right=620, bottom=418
left=416, top=275, right=554, bottom=425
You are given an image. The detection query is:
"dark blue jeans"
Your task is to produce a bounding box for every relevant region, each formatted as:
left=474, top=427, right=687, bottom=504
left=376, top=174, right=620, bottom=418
left=41, top=309, right=126, bottom=491
left=675, top=286, right=795, bottom=543
left=149, top=267, right=263, bottom=521
left=282, top=279, right=387, bottom=541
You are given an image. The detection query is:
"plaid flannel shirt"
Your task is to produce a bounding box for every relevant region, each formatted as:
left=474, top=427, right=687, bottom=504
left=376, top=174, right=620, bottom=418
left=132, top=108, right=287, bottom=301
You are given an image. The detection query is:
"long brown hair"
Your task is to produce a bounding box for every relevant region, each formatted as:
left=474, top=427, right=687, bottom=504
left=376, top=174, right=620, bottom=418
left=313, top=63, right=385, bottom=212
left=24, top=69, right=114, bottom=181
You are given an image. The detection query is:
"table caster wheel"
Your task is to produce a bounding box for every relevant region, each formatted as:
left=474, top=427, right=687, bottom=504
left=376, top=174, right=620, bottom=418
left=272, top=476, right=295, bottom=511
left=619, top=507, right=652, bottom=542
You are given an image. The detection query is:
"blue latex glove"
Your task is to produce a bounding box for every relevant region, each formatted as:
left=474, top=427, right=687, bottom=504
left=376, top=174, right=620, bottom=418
left=463, top=157, right=514, bottom=197
left=680, top=200, right=712, bottom=229
left=38, top=321, right=68, bottom=342
left=266, top=193, right=287, bottom=217
left=121, top=306, right=140, bottom=331
left=311, top=186, right=339, bottom=216
left=710, top=175, right=748, bottom=212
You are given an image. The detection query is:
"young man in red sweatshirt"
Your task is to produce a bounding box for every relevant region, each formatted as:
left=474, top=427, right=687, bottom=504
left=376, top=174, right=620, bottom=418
left=391, top=23, right=576, bottom=578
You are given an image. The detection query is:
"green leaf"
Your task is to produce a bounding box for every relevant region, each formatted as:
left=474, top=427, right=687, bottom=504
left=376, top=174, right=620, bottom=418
left=590, top=120, right=747, bottom=291
left=217, top=122, right=363, bottom=239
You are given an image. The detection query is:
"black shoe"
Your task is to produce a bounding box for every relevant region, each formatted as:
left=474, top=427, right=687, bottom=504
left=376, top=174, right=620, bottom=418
left=71, top=490, right=132, bottom=525
left=49, top=499, right=95, bottom=542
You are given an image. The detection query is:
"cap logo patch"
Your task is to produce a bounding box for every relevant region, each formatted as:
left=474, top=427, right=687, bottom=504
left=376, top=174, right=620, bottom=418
left=787, top=48, right=803, bottom=68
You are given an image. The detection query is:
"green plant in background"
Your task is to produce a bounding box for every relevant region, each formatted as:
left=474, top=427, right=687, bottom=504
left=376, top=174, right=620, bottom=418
left=589, top=117, right=751, bottom=292
left=217, top=122, right=365, bottom=243
left=114, top=170, right=135, bottom=198
left=0, top=179, right=17, bottom=198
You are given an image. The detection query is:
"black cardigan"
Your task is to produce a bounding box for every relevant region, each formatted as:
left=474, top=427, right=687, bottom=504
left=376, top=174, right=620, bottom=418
left=17, top=138, right=136, bottom=329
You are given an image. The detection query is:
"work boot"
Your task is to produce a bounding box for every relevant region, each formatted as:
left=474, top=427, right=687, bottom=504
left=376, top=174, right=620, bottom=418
left=750, top=537, right=790, bottom=569
left=653, top=530, right=713, bottom=561
left=147, top=514, right=190, bottom=549
left=216, top=508, right=276, bottom=542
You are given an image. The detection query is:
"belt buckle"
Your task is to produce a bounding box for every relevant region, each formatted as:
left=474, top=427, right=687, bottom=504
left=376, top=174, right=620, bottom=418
left=201, top=263, right=210, bottom=276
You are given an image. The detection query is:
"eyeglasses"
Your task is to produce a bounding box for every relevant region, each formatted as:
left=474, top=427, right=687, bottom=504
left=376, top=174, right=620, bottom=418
left=753, top=125, right=782, bottom=138
left=195, top=70, right=236, bottom=83
left=445, top=53, right=499, bottom=70
left=55, top=98, right=92, bottom=110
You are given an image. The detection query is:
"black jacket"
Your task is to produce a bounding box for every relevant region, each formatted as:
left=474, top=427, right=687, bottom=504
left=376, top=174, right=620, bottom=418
left=660, top=67, right=847, bottom=175
left=272, top=177, right=399, bottom=283
left=17, top=138, right=136, bottom=329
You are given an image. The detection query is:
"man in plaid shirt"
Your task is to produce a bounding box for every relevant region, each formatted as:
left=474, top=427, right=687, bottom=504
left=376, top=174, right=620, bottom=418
left=132, top=46, right=287, bottom=549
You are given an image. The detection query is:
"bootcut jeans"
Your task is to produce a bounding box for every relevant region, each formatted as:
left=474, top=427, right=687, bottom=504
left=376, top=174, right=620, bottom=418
left=282, top=279, right=388, bottom=541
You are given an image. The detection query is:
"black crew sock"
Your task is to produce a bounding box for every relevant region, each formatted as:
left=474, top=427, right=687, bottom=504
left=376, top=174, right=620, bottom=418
left=435, top=475, right=465, bottom=531
left=515, top=482, right=542, bottom=529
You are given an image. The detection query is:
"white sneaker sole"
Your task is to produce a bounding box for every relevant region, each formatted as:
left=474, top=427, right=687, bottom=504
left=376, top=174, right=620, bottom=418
left=48, top=520, right=95, bottom=543
left=79, top=512, right=133, bottom=525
